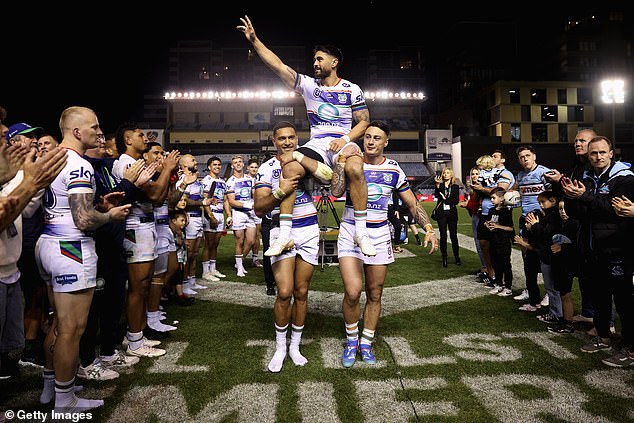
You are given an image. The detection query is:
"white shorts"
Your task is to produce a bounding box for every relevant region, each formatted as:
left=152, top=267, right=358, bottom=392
left=124, top=224, right=158, bottom=264
left=185, top=214, right=204, bottom=240
left=337, top=222, right=394, bottom=265
left=231, top=209, right=256, bottom=231
left=203, top=211, right=225, bottom=233
left=155, top=222, right=172, bottom=255
left=154, top=251, right=169, bottom=275
left=35, top=236, right=98, bottom=293
left=302, top=137, right=356, bottom=168
left=270, top=224, right=319, bottom=266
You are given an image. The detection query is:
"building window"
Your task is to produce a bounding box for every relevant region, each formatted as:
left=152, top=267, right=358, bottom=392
left=509, top=88, right=520, bottom=104
left=558, top=124, right=568, bottom=142
left=273, top=106, right=294, bottom=116
left=577, top=87, right=593, bottom=104
left=541, top=106, right=558, bottom=122
left=530, top=88, right=547, bottom=104
left=521, top=105, right=531, bottom=122
left=557, top=89, right=567, bottom=104
left=567, top=106, right=585, bottom=122
left=531, top=124, right=548, bottom=142
left=511, top=124, right=521, bottom=142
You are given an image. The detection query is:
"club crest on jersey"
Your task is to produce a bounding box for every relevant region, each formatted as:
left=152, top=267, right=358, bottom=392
left=383, top=173, right=394, bottom=184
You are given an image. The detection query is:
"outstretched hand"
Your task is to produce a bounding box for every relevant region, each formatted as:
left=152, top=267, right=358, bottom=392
left=423, top=231, right=438, bottom=255
left=237, top=15, right=256, bottom=43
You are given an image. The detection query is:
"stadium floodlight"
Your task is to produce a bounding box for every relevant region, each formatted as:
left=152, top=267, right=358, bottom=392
left=164, top=89, right=425, bottom=102
left=601, top=79, right=625, bottom=140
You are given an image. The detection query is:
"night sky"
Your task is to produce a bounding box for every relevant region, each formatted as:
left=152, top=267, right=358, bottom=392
left=4, top=3, right=567, bottom=136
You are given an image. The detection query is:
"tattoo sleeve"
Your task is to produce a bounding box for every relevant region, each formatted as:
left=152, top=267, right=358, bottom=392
left=69, top=192, right=110, bottom=231
left=330, top=162, right=347, bottom=198
left=413, top=204, right=432, bottom=229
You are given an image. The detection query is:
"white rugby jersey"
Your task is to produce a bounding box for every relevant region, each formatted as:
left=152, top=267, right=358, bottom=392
left=201, top=174, right=227, bottom=214
left=112, top=153, right=154, bottom=221
left=341, top=156, right=408, bottom=228
left=295, top=74, right=368, bottom=140
left=175, top=177, right=204, bottom=217
left=42, top=148, right=95, bottom=239
left=226, top=175, right=253, bottom=212
left=254, top=156, right=317, bottom=228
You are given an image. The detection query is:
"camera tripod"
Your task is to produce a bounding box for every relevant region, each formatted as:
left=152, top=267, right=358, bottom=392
left=315, top=185, right=340, bottom=270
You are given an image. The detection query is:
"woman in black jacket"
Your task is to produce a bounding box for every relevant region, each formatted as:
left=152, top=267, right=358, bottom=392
left=434, top=167, right=461, bottom=267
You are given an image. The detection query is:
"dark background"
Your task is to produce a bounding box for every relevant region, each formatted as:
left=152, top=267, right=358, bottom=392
left=3, top=3, right=567, bottom=135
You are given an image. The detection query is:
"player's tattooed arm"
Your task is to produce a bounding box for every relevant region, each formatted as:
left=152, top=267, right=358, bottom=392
left=69, top=192, right=110, bottom=231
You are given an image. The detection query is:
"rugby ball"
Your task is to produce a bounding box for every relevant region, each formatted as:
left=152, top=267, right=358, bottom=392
left=503, top=190, right=521, bottom=207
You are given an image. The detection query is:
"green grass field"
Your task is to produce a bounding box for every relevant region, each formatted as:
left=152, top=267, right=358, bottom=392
left=2, top=203, right=633, bottom=423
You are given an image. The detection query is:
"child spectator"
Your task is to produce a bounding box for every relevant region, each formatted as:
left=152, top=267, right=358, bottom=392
left=483, top=187, right=515, bottom=296
left=524, top=191, right=564, bottom=325
left=168, top=209, right=193, bottom=305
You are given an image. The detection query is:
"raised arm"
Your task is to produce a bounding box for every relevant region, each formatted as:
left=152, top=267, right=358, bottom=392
left=237, top=15, right=297, bottom=89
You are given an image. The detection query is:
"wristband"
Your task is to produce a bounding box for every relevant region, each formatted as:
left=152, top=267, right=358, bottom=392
left=342, top=134, right=351, bottom=143
left=424, top=223, right=433, bottom=231
left=273, top=188, right=286, bottom=201
left=292, top=151, right=305, bottom=163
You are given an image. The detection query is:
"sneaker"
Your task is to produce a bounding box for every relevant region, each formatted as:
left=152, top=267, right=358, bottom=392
left=497, top=288, right=513, bottom=297
left=513, top=289, right=529, bottom=301
left=126, top=344, right=166, bottom=358
left=77, top=359, right=120, bottom=381
left=148, top=320, right=177, bottom=332
left=572, top=314, right=593, bottom=324
left=359, top=345, right=377, bottom=365
left=518, top=303, right=541, bottom=312
left=183, top=286, right=198, bottom=295
left=602, top=348, right=634, bottom=368
left=237, top=270, right=247, bottom=277
left=211, top=270, right=226, bottom=278
left=581, top=336, right=611, bottom=353
left=353, top=234, right=377, bottom=257
left=266, top=287, right=276, bottom=296
left=537, top=314, right=561, bottom=324
left=100, top=350, right=140, bottom=369
left=483, top=280, right=497, bottom=289
left=547, top=325, right=574, bottom=334
left=252, top=259, right=263, bottom=268
left=122, top=336, right=161, bottom=348
left=19, top=342, right=44, bottom=368
left=540, top=294, right=549, bottom=307
left=479, top=272, right=491, bottom=284
left=202, top=272, right=220, bottom=282
left=341, top=341, right=358, bottom=368
left=192, top=282, right=209, bottom=290
left=489, top=286, right=504, bottom=295
left=144, top=327, right=171, bottom=340
left=265, top=236, right=295, bottom=256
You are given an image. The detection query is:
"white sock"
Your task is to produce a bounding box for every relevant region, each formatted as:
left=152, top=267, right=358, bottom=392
left=202, top=260, right=211, bottom=274
left=210, top=260, right=217, bottom=273
left=288, top=324, right=307, bottom=366
left=354, top=211, right=368, bottom=238
left=360, top=328, right=375, bottom=347
left=40, top=370, right=84, bottom=404
left=278, top=214, right=293, bottom=239
left=126, top=331, right=144, bottom=351
left=345, top=321, right=359, bottom=343
left=268, top=323, right=288, bottom=373
left=54, top=378, right=103, bottom=412
left=235, top=255, right=244, bottom=272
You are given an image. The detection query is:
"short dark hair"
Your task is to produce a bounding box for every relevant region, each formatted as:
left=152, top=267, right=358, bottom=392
left=367, top=120, right=391, bottom=137
left=115, top=122, right=139, bottom=154
left=169, top=208, right=187, bottom=220
left=207, top=156, right=221, bottom=167
left=314, top=45, right=343, bottom=66
left=493, top=149, right=506, bottom=160
left=516, top=145, right=535, bottom=157
left=589, top=135, right=613, bottom=150
left=490, top=186, right=506, bottom=198
left=272, top=120, right=296, bottom=136
left=537, top=190, right=558, bottom=203
left=145, top=141, right=161, bottom=152
left=248, top=157, right=259, bottom=166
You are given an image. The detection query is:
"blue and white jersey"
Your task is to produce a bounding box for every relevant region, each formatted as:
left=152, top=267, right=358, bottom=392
left=295, top=74, right=368, bottom=140
left=176, top=177, right=204, bottom=217
left=478, top=168, right=498, bottom=216
left=42, top=148, right=95, bottom=239
left=517, top=164, right=552, bottom=216
left=112, top=153, right=154, bottom=224
left=341, top=156, right=408, bottom=228
left=254, top=156, right=318, bottom=228
left=226, top=175, right=253, bottom=212
left=201, top=175, right=227, bottom=214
